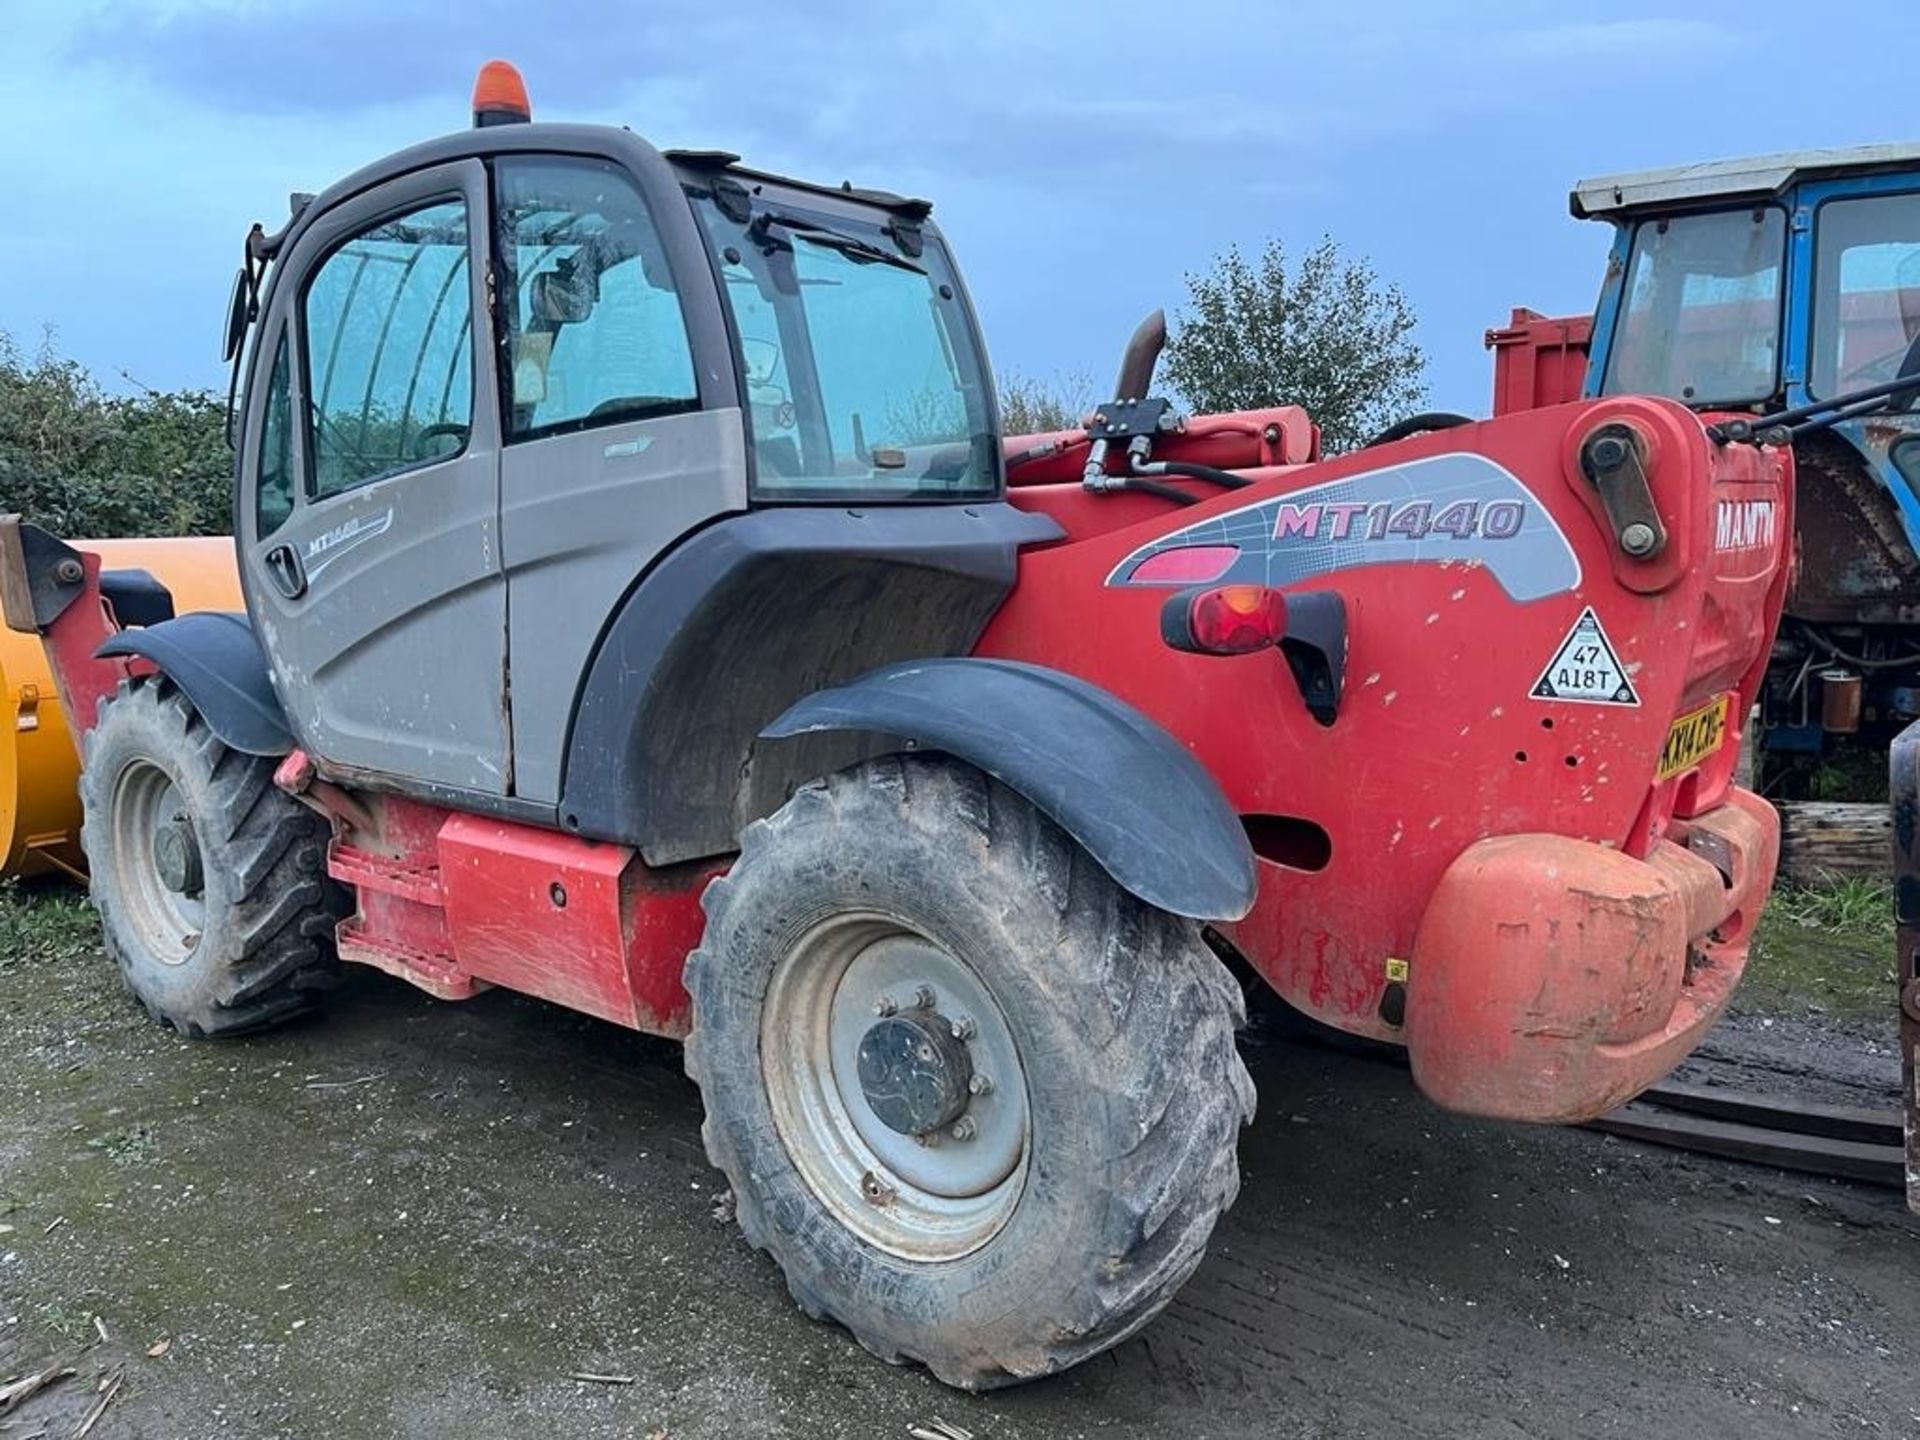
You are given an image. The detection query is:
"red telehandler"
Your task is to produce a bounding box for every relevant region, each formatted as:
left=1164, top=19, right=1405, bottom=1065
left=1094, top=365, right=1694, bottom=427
left=0, top=64, right=1791, bottom=1387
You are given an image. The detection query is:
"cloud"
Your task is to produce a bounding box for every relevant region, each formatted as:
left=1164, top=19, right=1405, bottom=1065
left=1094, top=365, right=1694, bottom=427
left=9, top=0, right=1907, bottom=412
left=71, top=0, right=915, bottom=117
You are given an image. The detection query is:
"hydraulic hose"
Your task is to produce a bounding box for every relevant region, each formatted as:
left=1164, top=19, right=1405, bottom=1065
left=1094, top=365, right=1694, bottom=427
left=1364, top=412, right=1474, bottom=448
left=1130, top=457, right=1251, bottom=490
left=1006, top=436, right=1087, bottom=469
left=1116, top=477, right=1201, bottom=506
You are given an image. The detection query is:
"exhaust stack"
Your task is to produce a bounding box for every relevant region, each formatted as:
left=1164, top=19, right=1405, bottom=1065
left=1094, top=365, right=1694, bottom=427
left=1113, top=310, right=1167, bottom=402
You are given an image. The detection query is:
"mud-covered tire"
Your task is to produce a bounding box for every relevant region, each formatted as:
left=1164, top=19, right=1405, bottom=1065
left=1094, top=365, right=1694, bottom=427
left=684, top=755, right=1255, bottom=1389
left=80, top=678, right=345, bottom=1037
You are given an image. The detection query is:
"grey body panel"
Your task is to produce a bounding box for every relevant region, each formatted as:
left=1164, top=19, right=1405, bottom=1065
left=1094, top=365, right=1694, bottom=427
left=502, top=407, right=749, bottom=802
left=238, top=159, right=511, bottom=794
left=764, top=658, right=1258, bottom=923
left=253, top=472, right=508, bottom=789
left=558, top=503, right=1062, bottom=862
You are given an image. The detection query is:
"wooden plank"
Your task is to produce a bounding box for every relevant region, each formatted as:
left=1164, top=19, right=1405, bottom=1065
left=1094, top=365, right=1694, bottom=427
left=1589, top=1102, right=1904, bottom=1187
left=1776, top=800, right=1891, bottom=884
left=1636, top=1081, right=1901, bottom=1147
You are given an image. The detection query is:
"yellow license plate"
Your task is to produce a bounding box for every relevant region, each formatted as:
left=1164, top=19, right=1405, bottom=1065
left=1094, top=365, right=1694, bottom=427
left=1657, top=696, right=1732, bottom=781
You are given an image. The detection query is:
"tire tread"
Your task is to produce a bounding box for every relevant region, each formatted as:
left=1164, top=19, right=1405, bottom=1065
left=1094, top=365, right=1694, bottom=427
left=684, top=755, right=1253, bottom=1389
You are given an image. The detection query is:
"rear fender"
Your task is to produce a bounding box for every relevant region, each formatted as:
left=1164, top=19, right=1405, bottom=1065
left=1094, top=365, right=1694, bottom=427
left=762, top=657, right=1257, bottom=923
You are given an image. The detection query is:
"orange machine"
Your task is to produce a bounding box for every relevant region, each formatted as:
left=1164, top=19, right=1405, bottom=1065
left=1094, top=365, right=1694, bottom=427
left=0, top=537, right=240, bottom=879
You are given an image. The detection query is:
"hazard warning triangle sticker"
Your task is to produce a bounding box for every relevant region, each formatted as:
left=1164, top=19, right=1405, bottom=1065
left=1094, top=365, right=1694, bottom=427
left=1530, top=606, right=1638, bottom=706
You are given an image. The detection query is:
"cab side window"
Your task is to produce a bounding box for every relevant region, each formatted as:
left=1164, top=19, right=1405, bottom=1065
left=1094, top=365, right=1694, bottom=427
left=494, top=156, right=697, bottom=440
left=256, top=335, right=295, bottom=537
left=303, top=199, right=473, bottom=499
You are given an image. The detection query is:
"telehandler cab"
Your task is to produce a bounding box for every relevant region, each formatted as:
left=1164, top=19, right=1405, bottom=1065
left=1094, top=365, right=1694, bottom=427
left=2, top=63, right=1791, bottom=1387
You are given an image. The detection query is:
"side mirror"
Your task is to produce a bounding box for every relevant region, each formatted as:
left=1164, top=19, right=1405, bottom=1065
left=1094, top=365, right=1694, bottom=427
left=530, top=260, right=596, bottom=325
left=741, top=337, right=780, bottom=388
left=221, top=267, right=253, bottom=362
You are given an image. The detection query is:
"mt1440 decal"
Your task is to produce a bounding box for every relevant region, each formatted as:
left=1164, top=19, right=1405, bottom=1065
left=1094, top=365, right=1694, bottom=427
left=1109, top=453, right=1579, bottom=602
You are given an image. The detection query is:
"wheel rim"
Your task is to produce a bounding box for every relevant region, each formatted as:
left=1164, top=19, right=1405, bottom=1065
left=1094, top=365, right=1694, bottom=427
left=761, top=913, right=1030, bottom=1262
left=108, top=758, right=205, bottom=965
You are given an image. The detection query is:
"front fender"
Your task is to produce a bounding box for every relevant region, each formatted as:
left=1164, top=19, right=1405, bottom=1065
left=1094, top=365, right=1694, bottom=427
left=97, top=612, right=292, bottom=756
left=762, top=657, right=1256, bottom=922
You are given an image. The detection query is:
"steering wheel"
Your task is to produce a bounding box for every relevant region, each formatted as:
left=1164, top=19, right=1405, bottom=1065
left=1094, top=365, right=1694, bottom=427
left=1893, top=332, right=1920, bottom=413
left=1839, top=333, right=1920, bottom=409
left=411, top=422, right=470, bottom=460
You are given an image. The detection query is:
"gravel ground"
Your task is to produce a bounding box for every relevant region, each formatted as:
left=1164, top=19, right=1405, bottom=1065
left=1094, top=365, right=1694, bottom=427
left=2, top=922, right=1918, bottom=1439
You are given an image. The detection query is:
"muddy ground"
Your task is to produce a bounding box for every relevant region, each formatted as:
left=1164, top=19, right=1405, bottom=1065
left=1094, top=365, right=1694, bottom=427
left=3, top=901, right=1918, bottom=1439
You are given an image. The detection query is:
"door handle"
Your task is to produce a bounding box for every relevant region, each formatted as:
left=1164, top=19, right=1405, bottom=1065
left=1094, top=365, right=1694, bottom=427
left=264, top=544, right=307, bottom=599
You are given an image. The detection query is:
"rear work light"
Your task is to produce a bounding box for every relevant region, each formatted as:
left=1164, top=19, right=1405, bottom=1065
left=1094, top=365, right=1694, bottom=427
left=1161, top=584, right=1288, bottom=655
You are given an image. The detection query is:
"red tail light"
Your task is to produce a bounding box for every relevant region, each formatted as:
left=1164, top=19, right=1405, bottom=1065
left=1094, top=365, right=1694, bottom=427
left=1162, top=584, right=1288, bottom=655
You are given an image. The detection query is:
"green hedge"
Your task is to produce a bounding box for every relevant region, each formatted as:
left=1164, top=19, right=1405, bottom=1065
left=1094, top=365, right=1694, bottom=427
left=0, top=332, right=232, bottom=539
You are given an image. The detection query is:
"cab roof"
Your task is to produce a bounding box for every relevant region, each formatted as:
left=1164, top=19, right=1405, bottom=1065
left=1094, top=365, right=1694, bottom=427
left=1571, top=141, right=1920, bottom=220
left=255, top=122, right=934, bottom=263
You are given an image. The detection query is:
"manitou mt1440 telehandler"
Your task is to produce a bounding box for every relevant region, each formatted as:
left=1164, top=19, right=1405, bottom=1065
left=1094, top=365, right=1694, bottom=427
left=4, top=64, right=1796, bottom=1386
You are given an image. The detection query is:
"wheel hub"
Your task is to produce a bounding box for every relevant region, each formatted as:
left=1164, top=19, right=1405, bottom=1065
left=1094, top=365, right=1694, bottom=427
left=108, top=759, right=205, bottom=965
left=761, top=918, right=1030, bottom=1260
left=856, top=1010, right=974, bottom=1137
left=152, top=812, right=203, bottom=896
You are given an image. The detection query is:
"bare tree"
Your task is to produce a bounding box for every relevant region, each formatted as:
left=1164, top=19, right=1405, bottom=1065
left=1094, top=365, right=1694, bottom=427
left=997, top=371, right=1095, bottom=435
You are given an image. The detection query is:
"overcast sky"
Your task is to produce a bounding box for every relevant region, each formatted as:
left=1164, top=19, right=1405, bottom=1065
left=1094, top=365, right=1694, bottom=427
left=3, top=1, right=1911, bottom=417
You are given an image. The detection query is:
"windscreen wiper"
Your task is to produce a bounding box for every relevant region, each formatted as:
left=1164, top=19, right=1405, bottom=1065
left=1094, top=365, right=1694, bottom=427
left=748, top=213, right=925, bottom=274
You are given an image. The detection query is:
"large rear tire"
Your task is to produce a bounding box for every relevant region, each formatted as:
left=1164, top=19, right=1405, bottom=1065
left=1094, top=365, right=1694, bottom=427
left=80, top=678, right=344, bottom=1037
left=684, top=756, right=1255, bottom=1389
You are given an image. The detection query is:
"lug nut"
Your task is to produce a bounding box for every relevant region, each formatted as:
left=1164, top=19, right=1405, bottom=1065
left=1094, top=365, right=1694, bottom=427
left=911, top=985, right=936, bottom=1010
left=967, top=1073, right=994, bottom=1097
left=949, top=1117, right=977, bottom=1141
left=1620, top=522, right=1657, bottom=557
left=949, top=1015, right=977, bottom=1041
left=872, top=994, right=898, bottom=1017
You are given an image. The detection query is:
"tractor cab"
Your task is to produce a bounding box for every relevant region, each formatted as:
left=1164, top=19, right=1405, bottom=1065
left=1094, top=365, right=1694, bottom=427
left=1577, top=145, right=1920, bottom=769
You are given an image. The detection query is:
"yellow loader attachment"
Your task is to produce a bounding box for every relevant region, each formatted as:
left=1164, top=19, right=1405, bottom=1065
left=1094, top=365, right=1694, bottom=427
left=0, top=537, right=240, bottom=880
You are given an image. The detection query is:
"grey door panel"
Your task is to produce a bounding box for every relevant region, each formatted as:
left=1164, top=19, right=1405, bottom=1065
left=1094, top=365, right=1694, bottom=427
left=501, top=407, right=748, bottom=802
left=249, top=469, right=508, bottom=790
left=239, top=159, right=510, bottom=795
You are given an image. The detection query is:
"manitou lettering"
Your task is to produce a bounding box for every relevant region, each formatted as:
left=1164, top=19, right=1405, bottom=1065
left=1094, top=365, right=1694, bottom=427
left=1714, top=499, right=1776, bottom=552
left=1269, top=499, right=1526, bottom=543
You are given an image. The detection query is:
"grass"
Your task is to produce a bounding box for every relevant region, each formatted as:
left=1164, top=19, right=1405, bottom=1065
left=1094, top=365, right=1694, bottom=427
left=1744, top=877, right=1895, bottom=1020
left=1766, top=876, right=1894, bottom=936
left=1807, top=748, right=1889, bottom=803
left=0, top=878, right=101, bottom=971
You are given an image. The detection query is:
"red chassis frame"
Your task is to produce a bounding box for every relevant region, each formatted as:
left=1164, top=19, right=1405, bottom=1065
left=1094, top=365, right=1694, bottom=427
left=17, top=391, right=1788, bottom=1124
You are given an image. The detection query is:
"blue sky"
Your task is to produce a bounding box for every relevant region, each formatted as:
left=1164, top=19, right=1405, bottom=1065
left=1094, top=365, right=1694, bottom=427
left=3, top=1, right=1913, bottom=417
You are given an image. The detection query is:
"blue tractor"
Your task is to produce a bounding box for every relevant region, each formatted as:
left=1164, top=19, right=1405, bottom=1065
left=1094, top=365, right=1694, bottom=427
left=1574, top=145, right=1920, bottom=790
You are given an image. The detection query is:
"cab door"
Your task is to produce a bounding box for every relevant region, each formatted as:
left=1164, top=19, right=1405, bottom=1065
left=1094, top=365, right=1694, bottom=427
left=490, top=152, right=747, bottom=804
left=239, top=160, right=511, bottom=795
